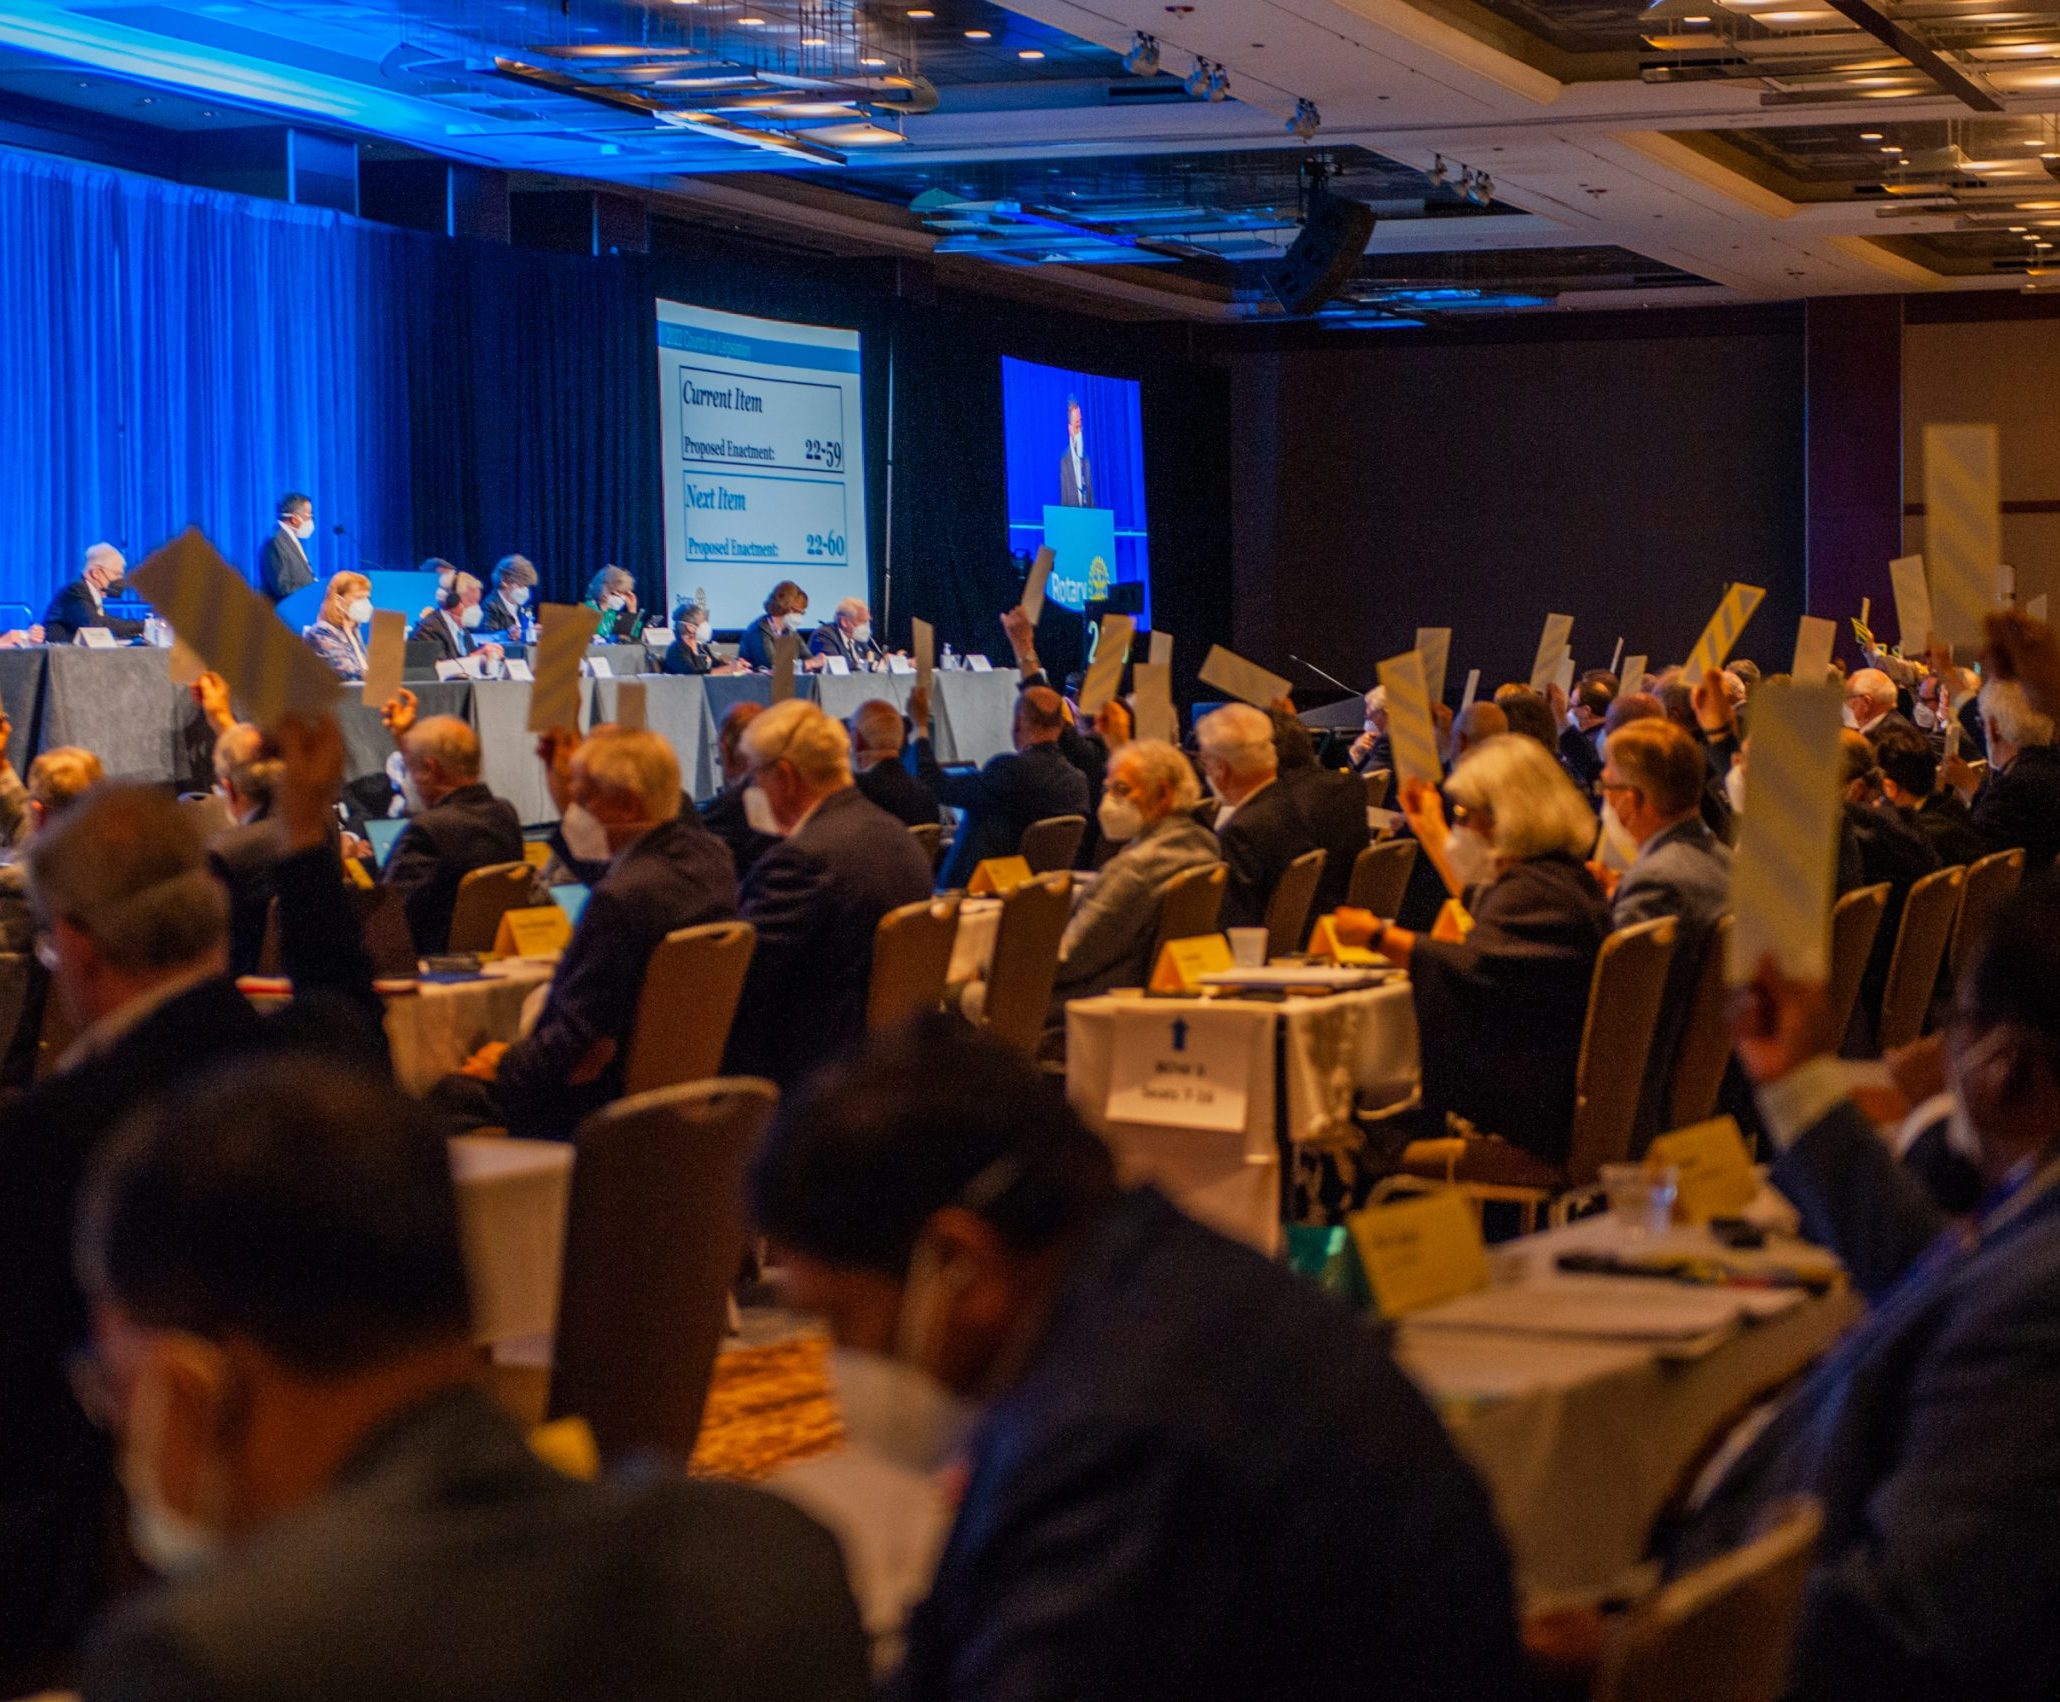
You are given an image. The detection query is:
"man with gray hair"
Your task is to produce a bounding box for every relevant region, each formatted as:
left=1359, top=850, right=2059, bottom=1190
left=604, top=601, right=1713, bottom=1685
left=1845, top=667, right=1916, bottom=745
left=724, top=699, right=932, bottom=1086
left=1953, top=675, right=2060, bottom=871
left=43, top=543, right=143, bottom=644
left=478, top=552, right=537, bottom=638
left=381, top=713, right=524, bottom=954
left=1195, top=703, right=1321, bottom=936
left=0, top=716, right=383, bottom=1686
left=809, top=596, right=885, bottom=673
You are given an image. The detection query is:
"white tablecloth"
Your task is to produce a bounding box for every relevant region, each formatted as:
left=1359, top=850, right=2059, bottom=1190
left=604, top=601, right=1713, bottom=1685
left=449, top=1133, right=574, bottom=1345
left=1397, top=1212, right=1861, bottom=1601
left=385, top=965, right=556, bottom=1094
left=1064, top=984, right=1419, bottom=1254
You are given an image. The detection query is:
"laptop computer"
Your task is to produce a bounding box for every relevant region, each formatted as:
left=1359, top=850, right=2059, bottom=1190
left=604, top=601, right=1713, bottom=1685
left=550, top=884, right=590, bottom=927
left=363, top=816, right=407, bottom=868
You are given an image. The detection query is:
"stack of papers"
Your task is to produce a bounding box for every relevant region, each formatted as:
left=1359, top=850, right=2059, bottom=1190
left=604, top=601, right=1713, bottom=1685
left=1198, top=965, right=1400, bottom=992
left=1406, top=1277, right=1801, bottom=1345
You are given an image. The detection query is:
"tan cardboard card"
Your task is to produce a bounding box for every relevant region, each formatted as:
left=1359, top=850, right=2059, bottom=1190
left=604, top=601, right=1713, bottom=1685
left=1529, top=614, right=1573, bottom=693
left=1197, top=645, right=1290, bottom=709
left=612, top=679, right=647, bottom=731
left=1132, top=661, right=1175, bottom=742
left=525, top=603, right=602, bottom=733
left=1375, top=649, right=1442, bottom=788
left=361, top=609, right=407, bottom=709
left=1021, top=546, right=1054, bottom=628
left=771, top=631, right=800, bottom=703
left=1923, top=423, right=2002, bottom=649
left=1790, top=616, right=1837, bottom=686
left=1148, top=628, right=1173, bottom=669
left=1079, top=615, right=1135, bottom=716
left=1726, top=682, right=1846, bottom=985
left=1888, top=555, right=1934, bottom=654
left=1414, top=627, right=1451, bottom=706
left=911, top=618, right=935, bottom=702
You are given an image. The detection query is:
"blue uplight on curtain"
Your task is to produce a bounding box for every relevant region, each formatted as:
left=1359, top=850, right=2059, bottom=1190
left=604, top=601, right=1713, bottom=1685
left=0, top=144, right=415, bottom=614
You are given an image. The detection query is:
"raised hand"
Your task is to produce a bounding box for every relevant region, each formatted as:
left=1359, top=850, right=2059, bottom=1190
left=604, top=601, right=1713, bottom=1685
left=380, top=686, right=419, bottom=742
left=1729, top=955, right=1837, bottom=1087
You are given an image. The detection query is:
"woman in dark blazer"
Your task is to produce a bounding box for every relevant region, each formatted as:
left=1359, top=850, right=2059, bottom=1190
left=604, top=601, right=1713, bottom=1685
left=1339, top=733, right=1611, bottom=1166
left=737, top=579, right=812, bottom=671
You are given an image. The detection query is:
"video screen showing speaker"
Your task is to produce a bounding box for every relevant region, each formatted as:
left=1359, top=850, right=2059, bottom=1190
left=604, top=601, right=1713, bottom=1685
left=1002, top=356, right=1150, bottom=627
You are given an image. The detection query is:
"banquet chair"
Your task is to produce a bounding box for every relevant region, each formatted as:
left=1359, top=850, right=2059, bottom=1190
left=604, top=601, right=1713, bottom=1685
left=1874, top=864, right=1964, bottom=1054
left=1263, top=848, right=1327, bottom=959
left=1823, top=884, right=1889, bottom=1051
left=1363, top=768, right=1392, bottom=810
left=1020, top=813, right=1087, bottom=875
left=1948, top=846, right=2024, bottom=986
left=1401, top=917, right=1679, bottom=1233
left=447, top=860, right=539, bottom=954
left=907, top=820, right=942, bottom=871
left=1665, top=913, right=1736, bottom=1132
left=544, top=1077, right=777, bottom=1464
left=1347, top=839, right=1417, bottom=920
left=867, top=896, right=961, bottom=1034
left=621, top=921, right=756, bottom=1096
left=981, top=873, right=1072, bottom=1056
left=1593, top=1498, right=1823, bottom=1702
left=1147, top=862, right=1228, bottom=967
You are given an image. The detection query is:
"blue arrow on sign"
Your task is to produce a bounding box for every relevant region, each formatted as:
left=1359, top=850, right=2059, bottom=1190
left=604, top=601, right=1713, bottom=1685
left=1170, top=1017, right=1189, bottom=1052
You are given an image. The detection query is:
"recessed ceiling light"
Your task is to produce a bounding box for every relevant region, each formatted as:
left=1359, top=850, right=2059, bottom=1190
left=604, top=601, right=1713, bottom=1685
left=964, top=28, right=991, bottom=39
left=1882, top=145, right=1902, bottom=154
left=907, top=7, right=934, bottom=14
left=1860, top=131, right=1883, bottom=141
left=801, top=35, right=827, bottom=44
left=738, top=15, right=765, bottom=24
left=861, top=55, right=887, bottom=64
left=1018, top=48, right=1045, bottom=58
left=2011, top=225, right=2029, bottom=231
left=1683, top=13, right=1710, bottom=20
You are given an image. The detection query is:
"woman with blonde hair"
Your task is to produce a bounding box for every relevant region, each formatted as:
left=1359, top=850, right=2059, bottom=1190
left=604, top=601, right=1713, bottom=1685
left=1338, top=733, right=1610, bottom=1166
left=303, top=570, right=373, bottom=680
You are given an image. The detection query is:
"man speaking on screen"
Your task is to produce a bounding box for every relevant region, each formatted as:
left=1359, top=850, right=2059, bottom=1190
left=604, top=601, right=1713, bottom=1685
left=1059, top=394, right=1094, bottom=508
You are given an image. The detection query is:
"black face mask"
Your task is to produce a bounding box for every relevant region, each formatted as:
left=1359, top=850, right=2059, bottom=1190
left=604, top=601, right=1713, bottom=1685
left=101, top=576, right=127, bottom=598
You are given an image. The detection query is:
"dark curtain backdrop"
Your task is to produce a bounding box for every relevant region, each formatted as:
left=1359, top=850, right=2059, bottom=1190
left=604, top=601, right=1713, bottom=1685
left=0, top=142, right=1232, bottom=679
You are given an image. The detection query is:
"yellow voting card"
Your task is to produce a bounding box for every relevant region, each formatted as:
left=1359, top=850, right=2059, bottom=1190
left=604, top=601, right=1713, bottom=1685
left=967, top=856, right=1034, bottom=896
left=1647, top=1116, right=1759, bottom=1222
left=1685, top=584, right=1765, bottom=678
left=1350, top=1189, right=1490, bottom=1317
left=493, top=906, right=572, bottom=959
left=1307, top=913, right=1380, bottom=966
left=1148, top=933, right=1233, bottom=992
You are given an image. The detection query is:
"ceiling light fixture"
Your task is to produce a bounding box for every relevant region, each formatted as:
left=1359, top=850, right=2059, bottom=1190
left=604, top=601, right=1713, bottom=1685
left=1206, top=62, right=1229, bottom=99
left=1184, top=56, right=1212, bottom=97
left=964, top=28, right=991, bottom=39
left=1861, top=131, right=1883, bottom=141
left=1018, top=48, right=1044, bottom=59
left=1122, top=31, right=1161, bottom=75
left=1429, top=153, right=1450, bottom=186
left=907, top=7, right=934, bottom=15
left=1287, top=97, right=1319, bottom=141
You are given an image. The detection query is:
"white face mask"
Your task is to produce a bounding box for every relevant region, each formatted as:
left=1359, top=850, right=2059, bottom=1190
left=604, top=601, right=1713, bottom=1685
left=602, top=594, right=626, bottom=613
left=852, top=621, right=873, bottom=647
left=696, top=620, right=714, bottom=644
left=1097, top=793, right=1144, bottom=843
left=1913, top=700, right=1937, bottom=732
left=506, top=584, right=530, bottom=608
left=559, top=801, right=612, bottom=866
left=121, top=1364, right=227, bottom=1578
left=742, top=781, right=783, bottom=837
left=1445, top=822, right=1495, bottom=890
left=346, top=597, right=373, bottom=626
left=289, top=517, right=313, bottom=541
left=459, top=604, right=483, bottom=630
left=828, top=1346, right=977, bottom=1477
left=399, top=772, right=426, bottom=815
left=1724, top=761, right=1747, bottom=814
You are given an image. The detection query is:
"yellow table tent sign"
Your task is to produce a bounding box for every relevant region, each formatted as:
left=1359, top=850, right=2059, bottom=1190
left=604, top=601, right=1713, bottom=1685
left=493, top=905, right=573, bottom=960
left=1647, top=1116, right=1759, bottom=1223
left=1349, top=1189, right=1491, bottom=1317
left=967, top=856, right=1035, bottom=896
left=1148, top=933, right=1234, bottom=993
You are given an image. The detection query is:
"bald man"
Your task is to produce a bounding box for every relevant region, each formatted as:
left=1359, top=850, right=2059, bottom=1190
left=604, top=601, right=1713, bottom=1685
left=383, top=715, right=525, bottom=952
left=43, top=543, right=142, bottom=643
left=1845, top=667, right=1919, bottom=747
left=912, top=682, right=1090, bottom=889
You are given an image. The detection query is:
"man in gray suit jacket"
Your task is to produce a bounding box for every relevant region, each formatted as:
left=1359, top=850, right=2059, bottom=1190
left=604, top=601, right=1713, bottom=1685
left=1594, top=718, right=1731, bottom=1143
left=75, top=1056, right=869, bottom=1702
left=1672, top=881, right=2060, bottom=1701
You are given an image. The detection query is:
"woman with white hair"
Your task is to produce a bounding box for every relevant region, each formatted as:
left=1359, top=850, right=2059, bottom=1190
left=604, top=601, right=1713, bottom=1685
left=1338, top=733, right=1611, bottom=1166
left=1050, top=740, right=1220, bottom=1004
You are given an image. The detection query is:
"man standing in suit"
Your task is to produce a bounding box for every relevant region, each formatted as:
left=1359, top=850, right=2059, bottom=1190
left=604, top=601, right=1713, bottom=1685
left=259, top=494, right=315, bottom=603
left=440, top=727, right=736, bottom=1140
left=381, top=715, right=525, bottom=953
left=1671, top=887, right=2060, bottom=1700
left=751, top=1019, right=1525, bottom=1701
left=74, top=1056, right=870, bottom=1702
left=42, top=543, right=143, bottom=643
left=724, top=700, right=933, bottom=1087
left=1058, top=394, right=1093, bottom=508
left=910, top=683, right=1089, bottom=890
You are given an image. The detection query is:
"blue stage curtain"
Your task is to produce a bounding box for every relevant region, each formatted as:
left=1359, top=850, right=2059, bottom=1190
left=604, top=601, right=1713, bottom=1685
left=0, top=145, right=415, bottom=613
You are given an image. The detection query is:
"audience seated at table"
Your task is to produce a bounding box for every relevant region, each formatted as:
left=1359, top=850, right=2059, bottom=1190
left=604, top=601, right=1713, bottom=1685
left=44, top=542, right=143, bottom=644
left=206, top=722, right=290, bottom=976
left=1872, top=721, right=1989, bottom=868
left=810, top=597, right=886, bottom=672
left=409, top=571, right=502, bottom=669
left=910, top=681, right=1089, bottom=890
left=301, top=570, right=372, bottom=681
left=437, top=726, right=735, bottom=1140
left=1347, top=685, right=1391, bottom=776
left=0, top=719, right=383, bottom=1691
left=1338, top=735, right=1611, bottom=1168
left=1195, top=703, right=1365, bottom=938
left=476, top=552, right=537, bottom=639
left=72, top=1056, right=870, bottom=1702
left=1837, top=731, right=1941, bottom=1051
left=1051, top=739, right=1220, bottom=1004
left=850, top=698, right=941, bottom=828
left=379, top=709, right=526, bottom=955
left=1267, top=707, right=1371, bottom=925
left=700, top=700, right=780, bottom=877
left=1591, top=718, right=1732, bottom=1142
left=660, top=600, right=729, bottom=676
left=1668, top=887, right=2060, bottom=1700
left=751, top=1018, right=1525, bottom=1702
left=738, top=580, right=815, bottom=672
left=1951, top=674, right=2060, bottom=870
left=581, top=565, right=649, bottom=644
left=722, top=700, right=932, bottom=1087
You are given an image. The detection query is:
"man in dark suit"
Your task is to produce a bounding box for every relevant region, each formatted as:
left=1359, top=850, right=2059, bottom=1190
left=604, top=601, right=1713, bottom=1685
left=809, top=598, right=887, bottom=673
left=851, top=698, right=939, bottom=828
left=380, top=714, right=525, bottom=953
left=1271, top=712, right=1371, bottom=924
left=751, top=1018, right=1525, bottom=1702
left=43, top=543, right=144, bottom=643
left=911, top=682, right=1089, bottom=890
left=1847, top=666, right=1921, bottom=748
left=1953, top=676, right=2060, bottom=871
left=1557, top=674, right=1613, bottom=796
left=440, top=728, right=736, bottom=1141
left=1058, top=394, right=1093, bottom=507
left=1673, top=889, right=2060, bottom=1700
left=724, top=700, right=932, bottom=1087
left=700, top=701, right=781, bottom=878
left=1198, top=704, right=1367, bottom=935
left=1872, top=722, right=1989, bottom=869
left=476, top=553, right=537, bottom=640
left=409, top=572, right=502, bottom=671
left=74, top=1055, right=870, bottom=1702
left=0, top=720, right=384, bottom=1693
left=258, top=493, right=315, bottom=603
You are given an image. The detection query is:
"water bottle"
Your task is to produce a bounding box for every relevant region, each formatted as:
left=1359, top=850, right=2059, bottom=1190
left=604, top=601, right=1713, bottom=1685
left=942, top=643, right=957, bottom=672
